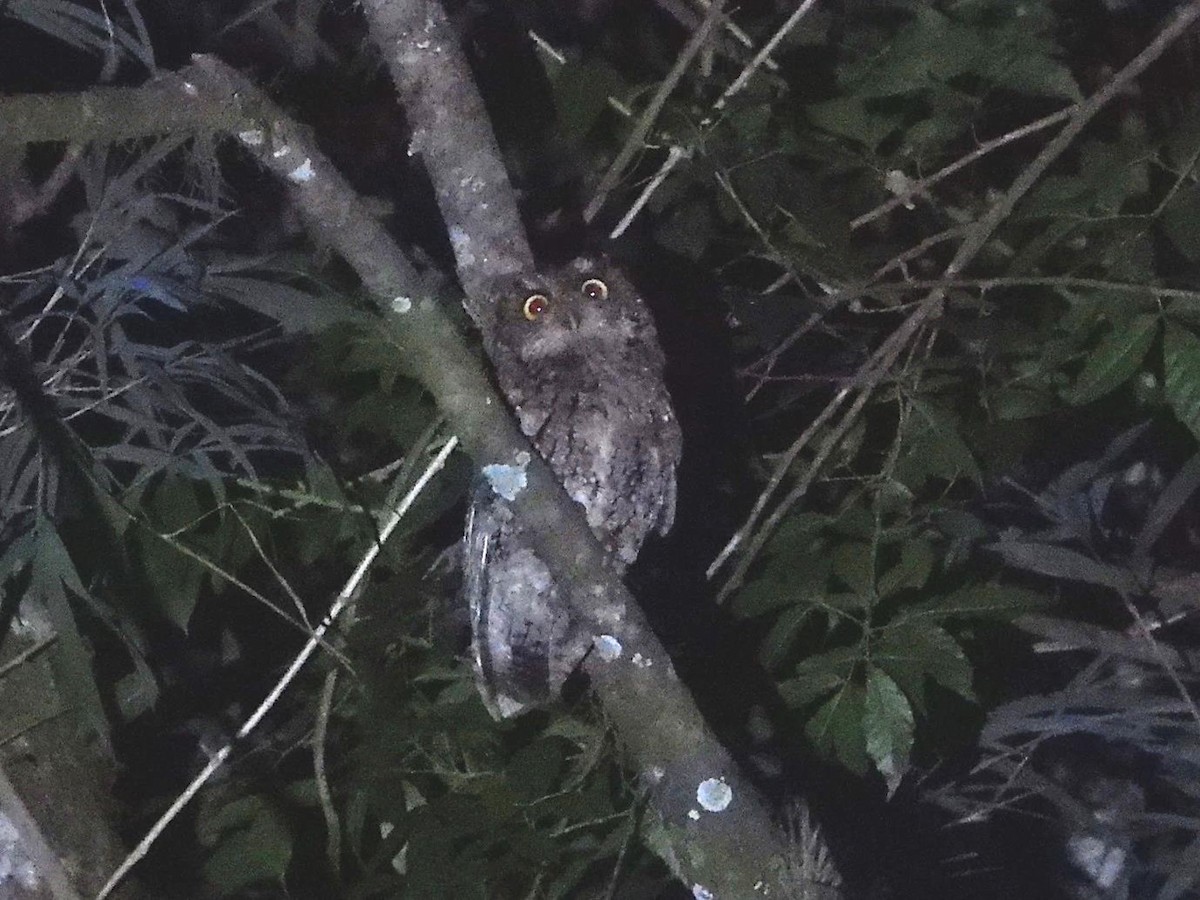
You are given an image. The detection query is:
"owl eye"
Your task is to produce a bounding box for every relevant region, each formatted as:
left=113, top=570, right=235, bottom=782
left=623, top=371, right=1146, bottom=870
left=523, top=294, right=549, bottom=320
left=581, top=278, right=608, bottom=301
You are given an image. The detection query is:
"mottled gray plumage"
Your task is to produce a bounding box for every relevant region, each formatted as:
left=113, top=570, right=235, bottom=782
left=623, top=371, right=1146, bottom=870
left=465, top=257, right=681, bottom=718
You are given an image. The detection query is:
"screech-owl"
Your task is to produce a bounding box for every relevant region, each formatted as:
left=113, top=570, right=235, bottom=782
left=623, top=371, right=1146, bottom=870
left=465, top=257, right=682, bottom=719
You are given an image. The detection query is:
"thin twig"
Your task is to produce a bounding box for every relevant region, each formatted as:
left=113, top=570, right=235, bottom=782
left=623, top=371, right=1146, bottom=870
left=1119, top=591, right=1200, bottom=728
left=713, top=296, right=935, bottom=599
left=710, top=0, right=1200, bottom=591
left=688, top=0, right=779, bottom=70
left=315, top=668, right=342, bottom=878
left=850, top=107, right=1073, bottom=231
left=584, top=1, right=725, bottom=223
left=609, top=144, right=690, bottom=238
left=707, top=384, right=851, bottom=580
left=96, top=436, right=460, bottom=900
left=711, top=0, right=819, bottom=113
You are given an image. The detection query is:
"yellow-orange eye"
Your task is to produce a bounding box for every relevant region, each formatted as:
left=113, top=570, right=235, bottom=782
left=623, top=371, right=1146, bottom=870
left=523, top=294, right=549, bottom=320
left=581, top=278, right=608, bottom=301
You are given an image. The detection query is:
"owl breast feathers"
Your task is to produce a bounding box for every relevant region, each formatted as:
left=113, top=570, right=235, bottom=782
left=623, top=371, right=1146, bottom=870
left=465, top=257, right=682, bottom=718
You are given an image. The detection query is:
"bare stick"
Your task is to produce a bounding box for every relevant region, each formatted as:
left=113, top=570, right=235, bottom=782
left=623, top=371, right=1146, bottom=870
left=584, top=1, right=725, bottom=223
left=711, top=0, right=819, bottom=113
left=711, top=1, right=1200, bottom=588
left=609, top=144, right=690, bottom=238
left=314, top=669, right=342, bottom=877
left=850, top=107, right=1073, bottom=231
left=96, top=437, right=460, bottom=900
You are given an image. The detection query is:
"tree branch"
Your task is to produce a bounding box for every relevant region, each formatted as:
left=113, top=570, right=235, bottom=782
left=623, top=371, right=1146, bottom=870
left=162, top=55, right=841, bottom=898
left=359, top=0, right=535, bottom=324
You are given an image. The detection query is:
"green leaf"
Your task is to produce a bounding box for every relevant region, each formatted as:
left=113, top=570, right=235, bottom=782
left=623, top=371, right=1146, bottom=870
left=654, top=199, right=714, bottom=261
left=899, top=582, right=1046, bottom=621
left=934, top=510, right=989, bottom=542
left=136, top=475, right=209, bottom=630
left=878, top=539, right=934, bottom=596
left=876, top=622, right=975, bottom=705
left=205, top=274, right=372, bottom=333
left=992, top=47, right=1081, bottom=102
left=731, top=576, right=798, bottom=618
left=896, top=400, right=982, bottom=488
left=989, top=385, right=1059, bottom=420
left=778, top=669, right=846, bottom=711
left=1162, top=185, right=1200, bottom=262
left=200, top=796, right=293, bottom=893
left=758, top=604, right=815, bottom=671
left=778, top=646, right=860, bottom=709
left=830, top=540, right=875, bottom=597
left=733, top=515, right=832, bottom=619
left=988, top=540, right=1140, bottom=593
left=730, top=102, right=772, bottom=145
left=1062, top=313, right=1157, bottom=405
left=549, top=59, right=629, bottom=143
left=1164, top=323, right=1200, bottom=443
left=805, top=681, right=869, bottom=774
left=30, top=515, right=111, bottom=751
left=505, top=739, right=566, bottom=802
left=863, top=666, right=915, bottom=784
left=805, top=97, right=900, bottom=150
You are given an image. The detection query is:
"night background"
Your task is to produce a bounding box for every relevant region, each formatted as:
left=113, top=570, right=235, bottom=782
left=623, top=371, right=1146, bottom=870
left=0, top=1, right=1198, bottom=897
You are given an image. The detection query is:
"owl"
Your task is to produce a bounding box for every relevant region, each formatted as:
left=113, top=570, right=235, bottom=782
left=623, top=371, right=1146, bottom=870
left=465, top=257, right=682, bottom=719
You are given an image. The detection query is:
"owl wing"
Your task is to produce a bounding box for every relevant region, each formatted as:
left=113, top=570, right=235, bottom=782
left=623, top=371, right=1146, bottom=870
left=654, top=408, right=682, bottom=537
left=464, top=484, right=577, bottom=719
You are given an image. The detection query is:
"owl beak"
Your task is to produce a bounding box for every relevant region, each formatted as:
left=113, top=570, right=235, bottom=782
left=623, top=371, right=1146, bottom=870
left=566, top=311, right=582, bottom=331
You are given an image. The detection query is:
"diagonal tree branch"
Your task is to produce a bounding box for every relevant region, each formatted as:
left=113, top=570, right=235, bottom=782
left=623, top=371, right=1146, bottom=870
left=359, top=0, right=535, bottom=326
left=177, top=53, right=842, bottom=899
left=0, top=12, right=847, bottom=890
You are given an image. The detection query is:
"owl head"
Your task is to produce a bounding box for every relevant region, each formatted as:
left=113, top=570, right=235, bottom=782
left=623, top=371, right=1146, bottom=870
left=491, top=258, right=653, bottom=363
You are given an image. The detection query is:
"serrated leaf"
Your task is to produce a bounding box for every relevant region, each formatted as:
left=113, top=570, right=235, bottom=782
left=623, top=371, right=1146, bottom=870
left=777, top=669, right=846, bottom=710
left=779, top=646, right=860, bottom=709
left=758, top=604, right=815, bottom=671
left=1063, top=313, right=1157, bottom=405
left=1162, top=185, right=1200, bottom=262
left=201, top=797, right=292, bottom=893
left=878, top=539, right=934, bottom=596
left=1164, top=323, right=1200, bottom=443
left=863, top=666, right=915, bottom=787
left=876, top=622, right=975, bottom=704
left=831, top=540, right=875, bottom=596
left=900, top=582, right=1046, bottom=621
left=896, top=400, right=982, bottom=488
left=805, top=681, right=869, bottom=774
